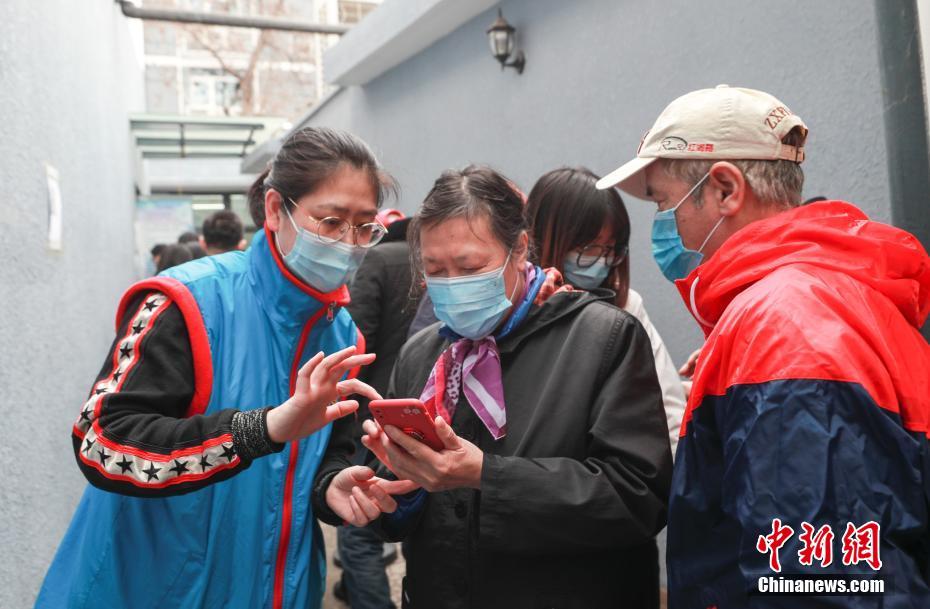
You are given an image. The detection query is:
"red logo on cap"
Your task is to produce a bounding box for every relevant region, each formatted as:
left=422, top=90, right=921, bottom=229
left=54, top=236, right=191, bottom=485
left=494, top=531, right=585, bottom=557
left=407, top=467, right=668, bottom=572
left=686, top=143, right=714, bottom=153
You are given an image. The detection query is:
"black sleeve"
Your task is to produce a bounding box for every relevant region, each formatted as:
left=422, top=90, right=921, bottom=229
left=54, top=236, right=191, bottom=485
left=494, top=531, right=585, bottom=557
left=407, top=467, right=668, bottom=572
left=477, top=315, right=673, bottom=555
left=72, top=290, right=283, bottom=498
left=311, top=408, right=360, bottom=525
left=358, top=346, right=427, bottom=541
left=312, top=330, right=415, bottom=526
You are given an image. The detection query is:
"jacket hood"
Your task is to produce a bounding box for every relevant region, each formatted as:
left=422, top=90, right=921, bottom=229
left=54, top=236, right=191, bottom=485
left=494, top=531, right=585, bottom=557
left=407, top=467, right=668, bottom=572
left=677, top=201, right=930, bottom=334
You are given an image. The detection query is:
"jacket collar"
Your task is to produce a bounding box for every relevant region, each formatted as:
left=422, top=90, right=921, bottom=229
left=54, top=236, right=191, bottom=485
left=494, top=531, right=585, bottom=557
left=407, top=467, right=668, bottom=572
left=248, top=226, right=350, bottom=328
left=496, top=288, right=616, bottom=354
left=676, top=200, right=930, bottom=335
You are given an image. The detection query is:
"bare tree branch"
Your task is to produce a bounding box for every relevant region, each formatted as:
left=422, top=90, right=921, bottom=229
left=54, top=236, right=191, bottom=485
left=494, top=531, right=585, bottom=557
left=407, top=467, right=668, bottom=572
left=186, top=26, right=245, bottom=81
left=177, top=0, right=304, bottom=115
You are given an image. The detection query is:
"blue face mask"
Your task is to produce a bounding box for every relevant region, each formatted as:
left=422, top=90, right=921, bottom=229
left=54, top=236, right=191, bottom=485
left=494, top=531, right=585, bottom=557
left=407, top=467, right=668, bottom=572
left=280, top=207, right=367, bottom=292
left=562, top=254, right=611, bottom=289
left=426, top=253, right=517, bottom=340
left=652, top=173, right=724, bottom=282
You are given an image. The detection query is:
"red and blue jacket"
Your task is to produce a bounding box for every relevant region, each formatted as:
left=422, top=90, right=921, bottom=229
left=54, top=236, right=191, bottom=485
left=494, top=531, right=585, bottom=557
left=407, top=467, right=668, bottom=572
left=668, top=201, right=930, bottom=608
left=36, top=228, right=361, bottom=609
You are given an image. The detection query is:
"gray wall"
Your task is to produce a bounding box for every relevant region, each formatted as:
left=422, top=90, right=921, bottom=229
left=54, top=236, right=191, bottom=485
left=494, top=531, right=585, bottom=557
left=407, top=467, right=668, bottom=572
left=0, top=1, right=144, bottom=606
left=304, top=0, right=894, bottom=367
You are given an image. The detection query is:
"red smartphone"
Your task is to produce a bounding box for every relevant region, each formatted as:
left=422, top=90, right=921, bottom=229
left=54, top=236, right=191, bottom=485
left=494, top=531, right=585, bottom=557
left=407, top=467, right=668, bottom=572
left=369, top=399, right=444, bottom=451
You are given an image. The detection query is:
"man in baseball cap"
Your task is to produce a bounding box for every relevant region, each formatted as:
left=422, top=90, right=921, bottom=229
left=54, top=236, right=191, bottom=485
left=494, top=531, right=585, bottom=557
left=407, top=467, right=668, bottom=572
left=602, top=86, right=930, bottom=607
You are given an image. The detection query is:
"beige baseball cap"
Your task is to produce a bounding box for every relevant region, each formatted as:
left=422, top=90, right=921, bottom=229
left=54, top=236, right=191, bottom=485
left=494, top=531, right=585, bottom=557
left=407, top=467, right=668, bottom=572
left=596, top=85, right=808, bottom=199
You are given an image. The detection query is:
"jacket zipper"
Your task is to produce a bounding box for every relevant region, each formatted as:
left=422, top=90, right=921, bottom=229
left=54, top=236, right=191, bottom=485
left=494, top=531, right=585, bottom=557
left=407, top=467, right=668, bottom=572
left=272, top=303, right=331, bottom=609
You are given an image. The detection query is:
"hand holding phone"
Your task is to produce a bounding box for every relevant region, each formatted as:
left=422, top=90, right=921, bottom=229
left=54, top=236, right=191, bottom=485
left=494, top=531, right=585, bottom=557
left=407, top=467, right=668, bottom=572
left=369, top=399, right=444, bottom=451
left=362, top=406, right=485, bottom=492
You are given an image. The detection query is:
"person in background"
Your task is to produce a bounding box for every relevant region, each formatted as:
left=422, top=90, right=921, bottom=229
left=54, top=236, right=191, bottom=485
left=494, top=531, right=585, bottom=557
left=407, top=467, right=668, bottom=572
left=201, top=209, right=247, bottom=255
left=314, top=165, right=672, bottom=609
left=35, top=127, right=414, bottom=609
left=155, top=243, right=194, bottom=274
left=178, top=230, right=199, bottom=246
left=526, top=166, right=686, bottom=457
left=598, top=84, right=930, bottom=607
left=177, top=230, right=206, bottom=259
left=377, top=207, right=405, bottom=228
left=334, top=210, right=414, bottom=609
left=186, top=242, right=207, bottom=260
left=150, top=243, right=166, bottom=272
left=349, top=209, right=415, bottom=400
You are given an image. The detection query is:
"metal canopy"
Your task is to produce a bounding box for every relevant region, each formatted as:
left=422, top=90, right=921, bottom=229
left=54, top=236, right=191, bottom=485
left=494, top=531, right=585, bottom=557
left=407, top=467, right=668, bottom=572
left=130, top=114, right=285, bottom=159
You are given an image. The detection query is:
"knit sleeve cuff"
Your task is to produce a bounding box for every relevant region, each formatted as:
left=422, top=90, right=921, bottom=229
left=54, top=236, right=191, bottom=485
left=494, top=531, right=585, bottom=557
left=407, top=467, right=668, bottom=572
left=231, top=407, right=285, bottom=461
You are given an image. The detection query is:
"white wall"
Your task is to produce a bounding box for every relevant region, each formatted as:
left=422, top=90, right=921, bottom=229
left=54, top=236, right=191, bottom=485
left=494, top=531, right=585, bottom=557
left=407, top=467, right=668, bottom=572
left=0, top=1, right=145, bottom=606
left=300, top=0, right=895, bottom=368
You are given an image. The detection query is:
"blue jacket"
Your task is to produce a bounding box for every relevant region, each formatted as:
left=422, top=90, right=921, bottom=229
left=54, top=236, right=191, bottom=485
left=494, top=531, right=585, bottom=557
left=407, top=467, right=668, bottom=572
left=36, top=229, right=360, bottom=609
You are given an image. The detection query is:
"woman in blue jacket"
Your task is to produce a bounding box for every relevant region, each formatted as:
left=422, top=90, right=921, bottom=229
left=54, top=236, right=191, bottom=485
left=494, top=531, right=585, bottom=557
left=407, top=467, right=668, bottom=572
left=36, top=127, right=413, bottom=609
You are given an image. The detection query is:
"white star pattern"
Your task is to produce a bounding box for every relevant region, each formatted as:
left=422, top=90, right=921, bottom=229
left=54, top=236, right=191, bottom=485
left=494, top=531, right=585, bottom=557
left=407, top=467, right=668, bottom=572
left=72, top=292, right=240, bottom=486
left=73, top=294, right=169, bottom=436
left=79, top=423, right=238, bottom=487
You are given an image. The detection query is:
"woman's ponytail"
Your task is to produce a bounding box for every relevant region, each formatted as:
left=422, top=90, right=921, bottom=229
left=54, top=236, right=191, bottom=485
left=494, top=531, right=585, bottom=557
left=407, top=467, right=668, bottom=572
left=247, top=166, right=272, bottom=228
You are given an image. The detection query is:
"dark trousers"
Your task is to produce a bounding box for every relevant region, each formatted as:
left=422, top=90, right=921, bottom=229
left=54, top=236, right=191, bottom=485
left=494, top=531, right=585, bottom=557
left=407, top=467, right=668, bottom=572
left=337, top=524, right=395, bottom=609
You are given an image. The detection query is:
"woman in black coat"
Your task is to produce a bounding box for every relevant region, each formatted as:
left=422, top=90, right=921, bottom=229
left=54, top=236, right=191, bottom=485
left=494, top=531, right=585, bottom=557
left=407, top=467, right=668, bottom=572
left=314, top=165, right=672, bottom=609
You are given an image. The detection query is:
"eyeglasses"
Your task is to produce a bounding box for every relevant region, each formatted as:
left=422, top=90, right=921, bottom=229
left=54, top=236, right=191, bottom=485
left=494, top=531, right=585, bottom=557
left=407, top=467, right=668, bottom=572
left=574, top=244, right=628, bottom=268
left=288, top=198, right=387, bottom=248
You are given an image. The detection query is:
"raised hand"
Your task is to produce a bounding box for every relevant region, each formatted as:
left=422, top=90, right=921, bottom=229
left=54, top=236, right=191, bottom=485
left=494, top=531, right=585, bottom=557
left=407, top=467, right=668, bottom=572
left=325, top=465, right=419, bottom=526
left=266, top=346, right=380, bottom=444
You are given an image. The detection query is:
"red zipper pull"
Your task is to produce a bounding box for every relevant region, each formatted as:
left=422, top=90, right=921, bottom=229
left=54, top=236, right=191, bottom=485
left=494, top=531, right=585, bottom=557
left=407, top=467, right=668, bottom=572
left=326, top=301, right=336, bottom=322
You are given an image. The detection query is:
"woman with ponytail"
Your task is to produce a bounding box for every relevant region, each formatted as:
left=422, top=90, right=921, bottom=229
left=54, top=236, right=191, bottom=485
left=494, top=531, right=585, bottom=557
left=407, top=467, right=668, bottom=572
left=37, top=127, right=414, bottom=609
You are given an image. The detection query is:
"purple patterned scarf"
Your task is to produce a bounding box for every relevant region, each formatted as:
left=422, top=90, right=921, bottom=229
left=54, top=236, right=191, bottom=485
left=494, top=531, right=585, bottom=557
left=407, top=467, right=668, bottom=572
left=419, top=264, right=544, bottom=440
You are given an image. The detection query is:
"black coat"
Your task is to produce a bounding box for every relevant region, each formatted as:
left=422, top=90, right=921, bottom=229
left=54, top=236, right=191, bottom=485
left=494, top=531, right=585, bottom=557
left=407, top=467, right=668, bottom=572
left=316, top=289, right=672, bottom=609
left=346, top=241, right=417, bottom=397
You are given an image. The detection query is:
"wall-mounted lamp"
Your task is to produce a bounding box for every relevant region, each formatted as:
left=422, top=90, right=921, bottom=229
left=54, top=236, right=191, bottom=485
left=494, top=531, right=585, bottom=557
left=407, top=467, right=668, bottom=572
left=486, top=8, right=525, bottom=74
